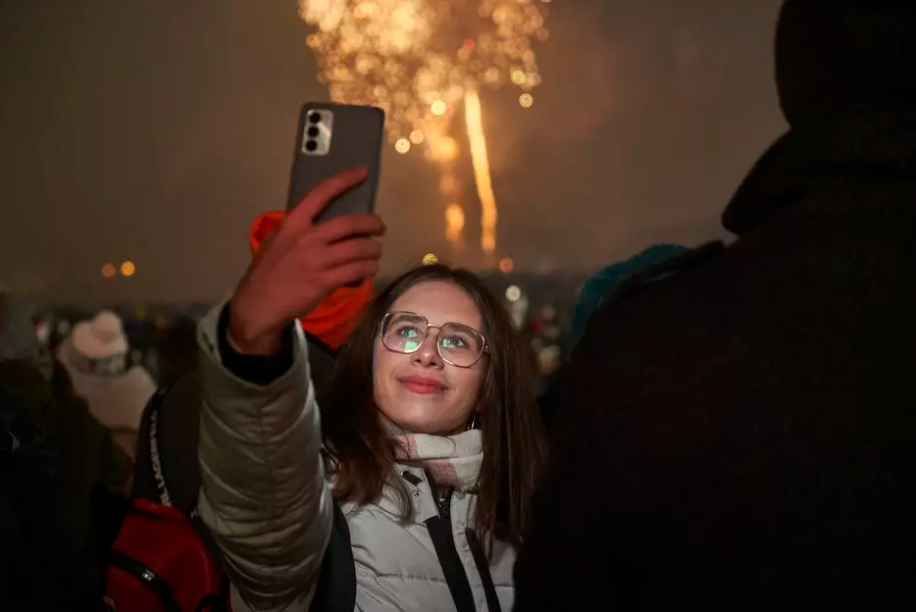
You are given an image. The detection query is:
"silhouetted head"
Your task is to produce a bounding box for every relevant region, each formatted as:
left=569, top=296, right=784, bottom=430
left=776, top=0, right=916, bottom=127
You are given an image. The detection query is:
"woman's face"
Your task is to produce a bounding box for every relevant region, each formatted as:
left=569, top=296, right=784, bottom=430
left=373, top=280, right=487, bottom=435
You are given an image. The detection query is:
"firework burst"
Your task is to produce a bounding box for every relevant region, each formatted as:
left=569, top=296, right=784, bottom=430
left=299, top=0, right=549, bottom=256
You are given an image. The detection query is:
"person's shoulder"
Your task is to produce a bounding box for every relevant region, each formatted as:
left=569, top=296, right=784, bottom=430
left=597, top=241, right=726, bottom=314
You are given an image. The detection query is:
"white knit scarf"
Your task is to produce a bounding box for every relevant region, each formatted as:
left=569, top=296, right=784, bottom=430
left=383, top=418, right=483, bottom=492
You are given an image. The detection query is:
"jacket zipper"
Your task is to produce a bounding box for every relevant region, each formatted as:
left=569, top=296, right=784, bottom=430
left=437, top=487, right=454, bottom=522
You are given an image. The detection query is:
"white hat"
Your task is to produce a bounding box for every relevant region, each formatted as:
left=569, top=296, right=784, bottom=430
left=71, top=310, right=129, bottom=364
left=57, top=310, right=156, bottom=454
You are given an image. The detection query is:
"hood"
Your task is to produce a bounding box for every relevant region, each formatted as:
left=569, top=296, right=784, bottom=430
left=249, top=211, right=373, bottom=349
left=723, top=110, right=916, bottom=235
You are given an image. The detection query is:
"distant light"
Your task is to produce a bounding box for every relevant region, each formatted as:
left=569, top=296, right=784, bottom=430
left=506, top=285, right=522, bottom=302
left=120, top=261, right=136, bottom=277
left=395, top=138, right=411, bottom=154
left=498, top=257, right=515, bottom=273
left=409, top=129, right=425, bottom=144
left=510, top=69, right=526, bottom=85
left=422, top=253, right=439, bottom=266
left=431, top=100, right=447, bottom=116
left=101, top=263, right=116, bottom=279
left=519, top=93, right=534, bottom=108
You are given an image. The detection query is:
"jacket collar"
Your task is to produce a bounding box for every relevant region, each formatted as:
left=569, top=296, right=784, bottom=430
left=368, top=464, right=474, bottom=526
left=723, top=108, right=916, bottom=235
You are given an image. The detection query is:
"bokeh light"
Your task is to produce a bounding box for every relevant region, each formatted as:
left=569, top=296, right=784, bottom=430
left=499, top=257, right=515, bottom=273
left=101, top=263, right=116, bottom=279
left=422, top=253, right=439, bottom=265
left=395, top=138, right=411, bottom=154
left=409, top=129, right=425, bottom=144
left=120, top=261, right=136, bottom=277
left=519, top=93, right=534, bottom=108
left=506, top=285, right=522, bottom=302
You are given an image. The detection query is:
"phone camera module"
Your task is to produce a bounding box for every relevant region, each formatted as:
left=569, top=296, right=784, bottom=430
left=305, top=140, right=318, bottom=152
left=307, top=126, right=320, bottom=138
left=308, top=112, right=322, bottom=124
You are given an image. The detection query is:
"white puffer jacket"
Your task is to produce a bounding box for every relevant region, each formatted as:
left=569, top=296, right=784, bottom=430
left=196, top=306, right=516, bottom=612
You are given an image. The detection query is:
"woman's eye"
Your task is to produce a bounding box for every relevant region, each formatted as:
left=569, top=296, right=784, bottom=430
left=396, top=325, right=420, bottom=338
left=440, top=336, right=468, bottom=349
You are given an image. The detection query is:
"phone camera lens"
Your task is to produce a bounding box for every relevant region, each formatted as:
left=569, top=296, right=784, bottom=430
left=307, top=126, right=320, bottom=138
left=305, top=140, right=318, bottom=152
left=308, top=112, right=321, bottom=124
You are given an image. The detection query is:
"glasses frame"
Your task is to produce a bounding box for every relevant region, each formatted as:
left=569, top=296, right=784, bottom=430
left=379, top=310, right=489, bottom=368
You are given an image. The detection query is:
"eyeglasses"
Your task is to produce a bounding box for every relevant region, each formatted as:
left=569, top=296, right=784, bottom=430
left=380, top=311, right=489, bottom=368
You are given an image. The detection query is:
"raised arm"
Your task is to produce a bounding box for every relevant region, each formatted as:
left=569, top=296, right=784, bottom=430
left=195, top=168, right=385, bottom=611
left=197, top=305, right=330, bottom=611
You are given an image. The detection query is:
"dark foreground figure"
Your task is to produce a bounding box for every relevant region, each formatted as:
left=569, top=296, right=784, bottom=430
left=514, top=1, right=916, bottom=609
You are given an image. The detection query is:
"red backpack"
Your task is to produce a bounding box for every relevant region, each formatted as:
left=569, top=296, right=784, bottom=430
left=104, top=388, right=229, bottom=612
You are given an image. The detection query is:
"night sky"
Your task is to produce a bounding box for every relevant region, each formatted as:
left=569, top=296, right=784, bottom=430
left=0, top=0, right=785, bottom=304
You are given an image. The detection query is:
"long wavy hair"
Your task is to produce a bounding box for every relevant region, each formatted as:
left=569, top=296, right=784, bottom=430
left=319, top=264, right=547, bottom=548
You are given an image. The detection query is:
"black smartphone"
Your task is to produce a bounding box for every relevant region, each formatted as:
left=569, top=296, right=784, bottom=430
left=287, top=102, right=385, bottom=224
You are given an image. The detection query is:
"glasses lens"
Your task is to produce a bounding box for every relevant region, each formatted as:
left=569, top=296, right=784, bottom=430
left=437, top=323, right=484, bottom=367
left=382, top=312, right=427, bottom=353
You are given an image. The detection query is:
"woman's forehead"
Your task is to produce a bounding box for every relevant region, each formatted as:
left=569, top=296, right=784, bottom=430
left=391, top=281, right=482, bottom=328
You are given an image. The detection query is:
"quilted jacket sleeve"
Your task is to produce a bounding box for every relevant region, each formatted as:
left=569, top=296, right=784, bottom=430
left=196, top=304, right=333, bottom=612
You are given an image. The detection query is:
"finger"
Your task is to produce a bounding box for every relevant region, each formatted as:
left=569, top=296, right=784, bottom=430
left=285, top=167, right=369, bottom=231
left=318, top=237, right=383, bottom=270
left=312, top=213, right=386, bottom=244
left=252, top=226, right=281, bottom=263
left=322, top=259, right=381, bottom=288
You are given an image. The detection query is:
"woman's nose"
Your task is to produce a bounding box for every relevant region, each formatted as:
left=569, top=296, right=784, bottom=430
left=412, top=330, right=444, bottom=368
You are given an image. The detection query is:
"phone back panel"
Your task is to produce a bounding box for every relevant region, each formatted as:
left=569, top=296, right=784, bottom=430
left=287, top=102, right=385, bottom=224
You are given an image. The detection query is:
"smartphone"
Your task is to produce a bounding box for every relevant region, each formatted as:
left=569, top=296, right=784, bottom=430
left=287, top=102, right=385, bottom=224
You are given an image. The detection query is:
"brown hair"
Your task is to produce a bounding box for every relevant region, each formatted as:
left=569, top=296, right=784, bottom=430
left=319, top=264, right=547, bottom=548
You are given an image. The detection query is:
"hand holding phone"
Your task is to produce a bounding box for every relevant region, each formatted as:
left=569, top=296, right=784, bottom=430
left=228, top=167, right=386, bottom=356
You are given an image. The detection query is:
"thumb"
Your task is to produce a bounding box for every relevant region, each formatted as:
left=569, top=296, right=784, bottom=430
left=285, top=166, right=370, bottom=232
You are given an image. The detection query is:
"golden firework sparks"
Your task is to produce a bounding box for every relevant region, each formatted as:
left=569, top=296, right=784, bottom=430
left=298, top=0, right=549, bottom=257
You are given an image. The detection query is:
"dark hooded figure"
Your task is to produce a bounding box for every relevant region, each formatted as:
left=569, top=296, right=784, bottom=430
left=513, top=2, right=916, bottom=610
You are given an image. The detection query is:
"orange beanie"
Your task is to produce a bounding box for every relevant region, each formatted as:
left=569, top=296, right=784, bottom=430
left=248, top=211, right=373, bottom=349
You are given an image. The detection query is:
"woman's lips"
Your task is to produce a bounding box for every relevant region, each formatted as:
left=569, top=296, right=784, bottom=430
left=398, top=376, right=447, bottom=395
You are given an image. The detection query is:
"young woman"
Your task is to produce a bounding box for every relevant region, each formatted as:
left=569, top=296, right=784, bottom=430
left=196, top=168, right=547, bottom=612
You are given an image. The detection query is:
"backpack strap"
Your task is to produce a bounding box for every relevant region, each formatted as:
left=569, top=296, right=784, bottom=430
left=465, top=529, right=503, bottom=612
left=308, top=502, right=356, bottom=612
left=146, top=387, right=173, bottom=507
left=144, top=384, right=232, bottom=609
left=108, top=549, right=182, bottom=612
